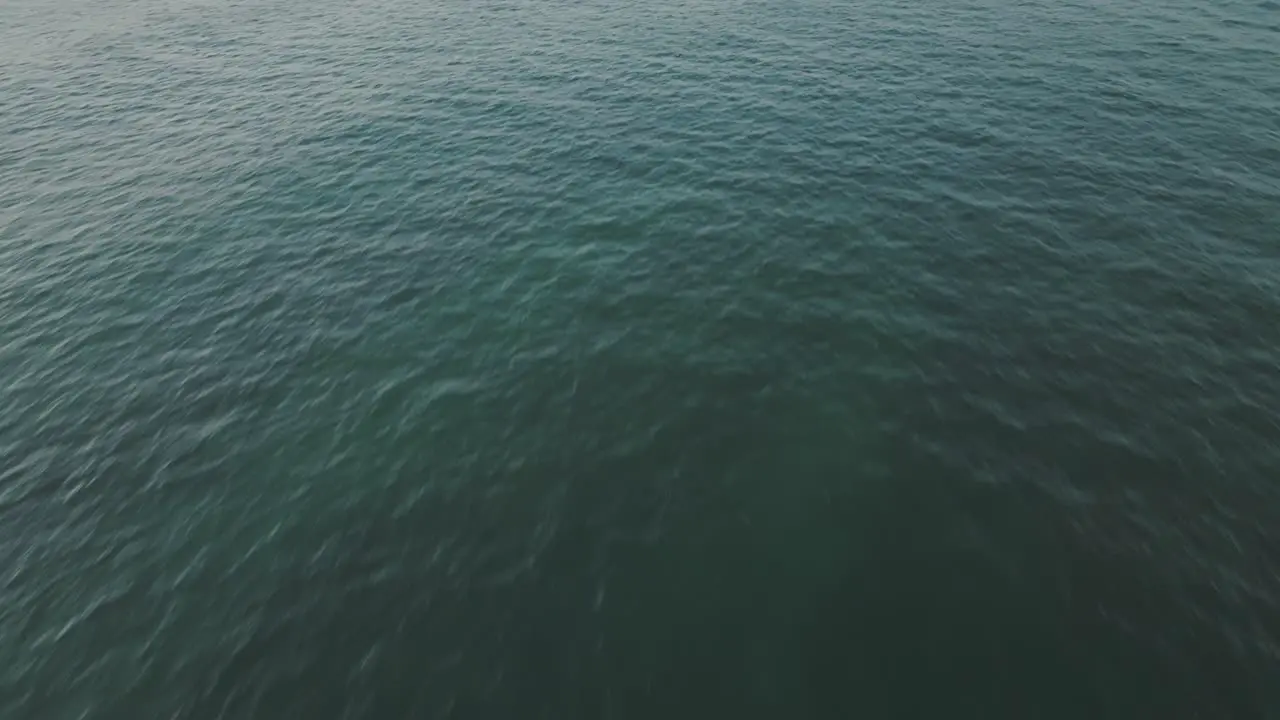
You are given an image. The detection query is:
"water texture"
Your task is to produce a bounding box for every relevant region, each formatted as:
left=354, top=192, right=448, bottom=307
left=2, top=0, right=1279, bottom=717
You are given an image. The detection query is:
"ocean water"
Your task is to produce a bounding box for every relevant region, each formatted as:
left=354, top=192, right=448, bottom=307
left=2, top=0, right=1279, bottom=716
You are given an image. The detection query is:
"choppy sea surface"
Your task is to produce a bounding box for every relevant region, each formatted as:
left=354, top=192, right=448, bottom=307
left=2, top=0, right=1279, bottom=717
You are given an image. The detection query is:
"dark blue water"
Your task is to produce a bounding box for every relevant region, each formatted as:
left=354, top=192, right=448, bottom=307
left=2, top=0, right=1279, bottom=716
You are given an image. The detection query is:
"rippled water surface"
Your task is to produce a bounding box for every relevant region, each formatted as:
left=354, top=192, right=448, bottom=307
left=3, top=0, right=1279, bottom=716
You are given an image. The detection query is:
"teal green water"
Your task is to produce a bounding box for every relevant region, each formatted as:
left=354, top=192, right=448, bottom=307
left=2, top=0, right=1279, bottom=717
